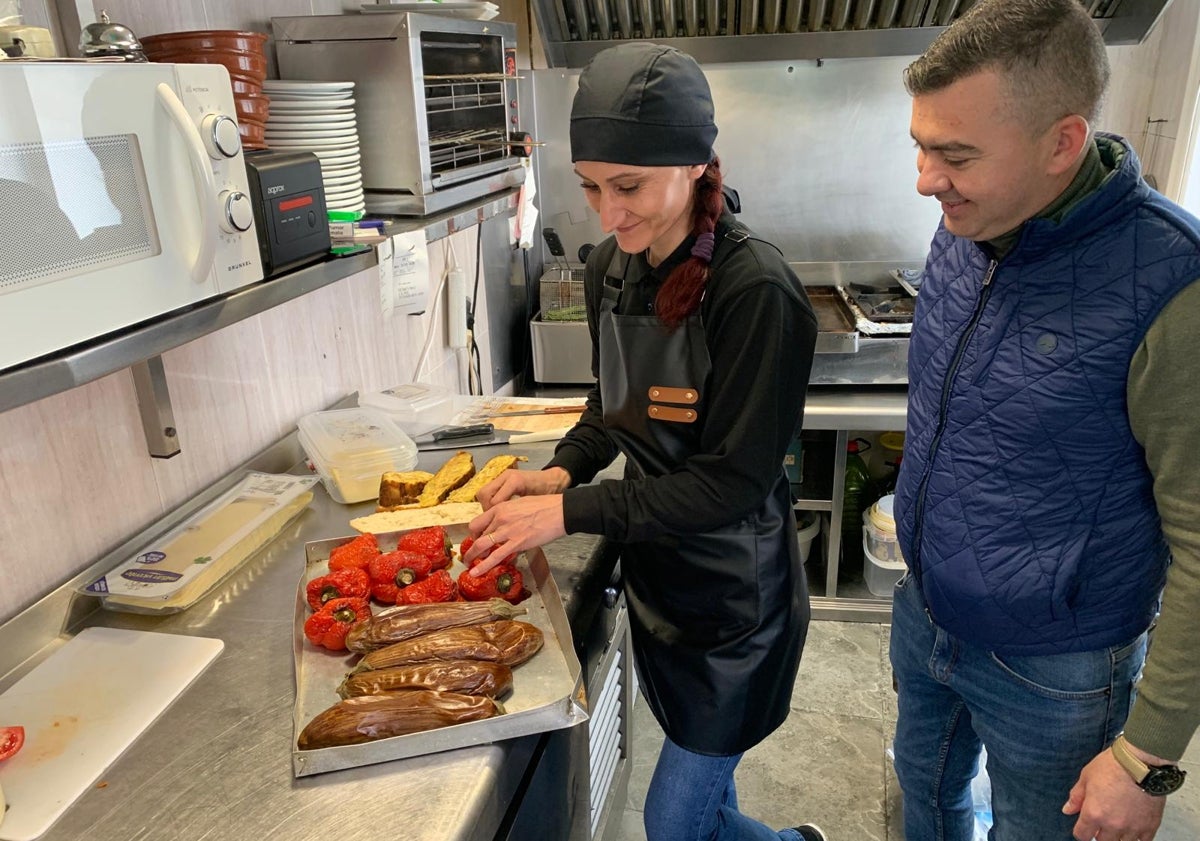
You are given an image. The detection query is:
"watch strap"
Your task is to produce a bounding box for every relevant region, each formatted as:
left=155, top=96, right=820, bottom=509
left=1110, top=734, right=1151, bottom=784
left=1111, top=734, right=1186, bottom=795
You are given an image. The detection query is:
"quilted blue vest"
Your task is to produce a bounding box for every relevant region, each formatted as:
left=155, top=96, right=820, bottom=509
left=895, top=135, right=1200, bottom=655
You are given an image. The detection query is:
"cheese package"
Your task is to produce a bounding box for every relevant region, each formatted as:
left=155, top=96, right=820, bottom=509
left=85, top=472, right=318, bottom=614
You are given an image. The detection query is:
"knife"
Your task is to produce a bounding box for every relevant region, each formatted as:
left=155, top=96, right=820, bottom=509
left=416, top=425, right=569, bottom=451
left=487, top=405, right=586, bottom=418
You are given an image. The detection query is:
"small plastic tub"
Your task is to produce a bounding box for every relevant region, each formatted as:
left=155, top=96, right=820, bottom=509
left=359, top=382, right=455, bottom=427
left=863, top=536, right=907, bottom=597
left=298, top=407, right=418, bottom=504
left=796, top=512, right=821, bottom=565
left=864, top=494, right=903, bottom=564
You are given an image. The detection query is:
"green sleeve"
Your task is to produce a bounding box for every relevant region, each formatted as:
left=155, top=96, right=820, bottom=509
left=1123, top=279, right=1200, bottom=760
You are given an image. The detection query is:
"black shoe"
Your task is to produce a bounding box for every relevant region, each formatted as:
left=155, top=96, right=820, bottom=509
left=791, top=825, right=828, bottom=841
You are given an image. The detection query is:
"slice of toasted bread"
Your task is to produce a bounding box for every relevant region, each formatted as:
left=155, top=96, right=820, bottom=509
left=416, top=451, right=476, bottom=508
left=351, top=502, right=484, bottom=534
left=444, top=455, right=528, bottom=503
left=378, top=470, right=435, bottom=508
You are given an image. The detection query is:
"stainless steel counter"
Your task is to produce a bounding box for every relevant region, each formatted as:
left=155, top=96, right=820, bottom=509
left=0, top=386, right=905, bottom=839
left=0, top=436, right=617, bottom=841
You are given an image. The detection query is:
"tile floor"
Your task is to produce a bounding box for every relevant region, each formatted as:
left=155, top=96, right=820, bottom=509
left=611, top=619, right=1200, bottom=841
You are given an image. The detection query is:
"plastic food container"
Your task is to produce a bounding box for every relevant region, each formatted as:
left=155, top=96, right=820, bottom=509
left=864, top=494, right=903, bottom=564
left=298, top=407, right=418, bottom=504
left=863, top=536, right=906, bottom=597
left=359, top=382, right=454, bottom=426
left=796, top=512, right=821, bottom=565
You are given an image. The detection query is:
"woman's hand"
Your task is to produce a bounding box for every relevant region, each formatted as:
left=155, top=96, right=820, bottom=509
left=476, top=467, right=572, bottom=508
left=465, top=467, right=573, bottom=575
left=466, top=495, right=566, bottom=575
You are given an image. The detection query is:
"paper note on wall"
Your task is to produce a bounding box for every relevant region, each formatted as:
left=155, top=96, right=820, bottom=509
left=392, top=230, right=431, bottom=316
left=510, top=158, right=538, bottom=249
left=377, top=237, right=395, bottom=316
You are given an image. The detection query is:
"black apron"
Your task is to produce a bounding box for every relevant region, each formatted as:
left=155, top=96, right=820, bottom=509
left=598, top=227, right=809, bottom=756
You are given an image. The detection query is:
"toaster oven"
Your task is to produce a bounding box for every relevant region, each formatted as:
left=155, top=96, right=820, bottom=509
left=273, top=13, right=525, bottom=216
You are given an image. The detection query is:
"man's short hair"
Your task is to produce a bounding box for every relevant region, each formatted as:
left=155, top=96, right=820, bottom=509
left=904, top=0, right=1111, bottom=132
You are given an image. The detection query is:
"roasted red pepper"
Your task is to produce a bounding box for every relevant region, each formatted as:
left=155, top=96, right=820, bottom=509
left=397, top=569, right=458, bottom=605
left=459, top=535, right=516, bottom=569
left=369, top=550, right=434, bottom=604
left=397, top=525, right=452, bottom=571
left=303, top=597, right=371, bottom=651
left=0, top=726, right=24, bottom=762
left=457, top=563, right=527, bottom=604
left=328, top=533, right=380, bottom=573
left=306, top=567, right=371, bottom=612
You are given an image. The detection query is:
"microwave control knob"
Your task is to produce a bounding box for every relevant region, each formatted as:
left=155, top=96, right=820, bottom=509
left=219, top=190, right=254, bottom=233
left=202, top=114, right=241, bottom=159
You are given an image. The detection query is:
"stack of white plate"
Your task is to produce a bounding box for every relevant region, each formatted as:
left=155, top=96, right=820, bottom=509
left=263, top=80, right=364, bottom=214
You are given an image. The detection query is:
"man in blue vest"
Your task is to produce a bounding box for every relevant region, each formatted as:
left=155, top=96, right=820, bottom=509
left=891, top=1, right=1200, bottom=839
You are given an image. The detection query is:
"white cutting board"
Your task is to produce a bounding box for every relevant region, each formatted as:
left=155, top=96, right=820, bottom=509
left=0, top=627, right=224, bottom=841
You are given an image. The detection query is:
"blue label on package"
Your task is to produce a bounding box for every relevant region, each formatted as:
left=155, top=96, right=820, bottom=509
left=136, top=551, right=167, bottom=564
left=121, top=569, right=183, bottom=584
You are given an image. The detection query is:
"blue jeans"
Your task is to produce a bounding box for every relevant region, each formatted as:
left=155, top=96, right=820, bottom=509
left=644, top=735, right=807, bottom=841
left=889, top=573, right=1146, bottom=841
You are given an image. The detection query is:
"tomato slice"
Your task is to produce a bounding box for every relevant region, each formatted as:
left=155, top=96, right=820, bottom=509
left=0, top=726, right=24, bottom=761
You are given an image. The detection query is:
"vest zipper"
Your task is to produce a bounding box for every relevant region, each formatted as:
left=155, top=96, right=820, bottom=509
left=910, top=258, right=999, bottom=592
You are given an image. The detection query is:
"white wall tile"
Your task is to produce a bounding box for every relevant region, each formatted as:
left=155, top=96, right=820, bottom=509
left=97, top=1, right=211, bottom=36
left=150, top=315, right=273, bottom=510
left=0, top=370, right=165, bottom=618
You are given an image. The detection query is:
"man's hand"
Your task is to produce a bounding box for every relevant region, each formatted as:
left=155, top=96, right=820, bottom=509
left=1063, top=743, right=1168, bottom=841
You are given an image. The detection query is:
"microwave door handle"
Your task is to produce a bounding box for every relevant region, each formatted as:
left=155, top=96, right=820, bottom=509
left=155, top=83, right=218, bottom=285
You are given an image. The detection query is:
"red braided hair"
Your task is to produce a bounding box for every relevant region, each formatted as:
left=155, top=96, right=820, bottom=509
left=654, top=158, right=725, bottom=330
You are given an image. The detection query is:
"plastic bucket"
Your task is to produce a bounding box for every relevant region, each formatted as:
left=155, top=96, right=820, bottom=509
left=797, top=513, right=821, bottom=565
left=864, top=535, right=906, bottom=597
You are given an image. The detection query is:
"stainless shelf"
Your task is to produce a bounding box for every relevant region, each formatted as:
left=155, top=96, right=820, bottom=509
left=0, top=188, right=521, bottom=417
left=0, top=251, right=378, bottom=416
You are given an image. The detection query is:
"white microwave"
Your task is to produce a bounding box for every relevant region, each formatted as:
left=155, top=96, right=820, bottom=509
left=0, top=62, right=263, bottom=372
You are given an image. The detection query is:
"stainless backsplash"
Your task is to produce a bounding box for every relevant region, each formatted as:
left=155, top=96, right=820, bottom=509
left=530, top=56, right=943, bottom=267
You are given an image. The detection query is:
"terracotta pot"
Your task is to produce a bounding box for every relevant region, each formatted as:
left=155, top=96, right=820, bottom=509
left=144, top=48, right=268, bottom=82
left=235, top=93, right=270, bottom=124
left=230, top=78, right=262, bottom=97
left=239, top=120, right=265, bottom=148
left=141, top=30, right=267, bottom=54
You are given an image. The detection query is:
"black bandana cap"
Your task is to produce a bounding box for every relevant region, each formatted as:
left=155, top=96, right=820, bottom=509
left=570, top=43, right=717, bottom=166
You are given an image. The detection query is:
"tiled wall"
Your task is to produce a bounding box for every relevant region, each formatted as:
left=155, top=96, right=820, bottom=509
left=0, top=228, right=492, bottom=623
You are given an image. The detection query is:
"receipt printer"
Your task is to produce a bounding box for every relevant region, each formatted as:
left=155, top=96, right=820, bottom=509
left=244, top=150, right=331, bottom=277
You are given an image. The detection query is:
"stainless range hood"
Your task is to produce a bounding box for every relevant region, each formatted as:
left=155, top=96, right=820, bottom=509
left=531, top=0, right=1172, bottom=67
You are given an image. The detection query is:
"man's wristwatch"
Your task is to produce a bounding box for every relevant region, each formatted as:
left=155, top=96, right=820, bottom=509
left=1110, top=734, right=1187, bottom=796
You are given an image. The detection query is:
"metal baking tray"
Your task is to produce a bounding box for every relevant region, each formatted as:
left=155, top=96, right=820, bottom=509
left=806, top=286, right=860, bottom=354
left=291, top=529, right=588, bottom=777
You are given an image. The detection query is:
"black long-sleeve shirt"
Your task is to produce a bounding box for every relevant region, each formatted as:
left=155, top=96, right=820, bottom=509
left=546, top=220, right=818, bottom=542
